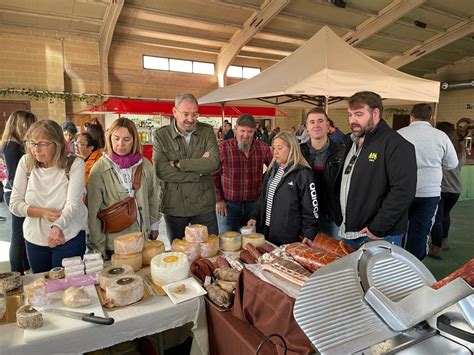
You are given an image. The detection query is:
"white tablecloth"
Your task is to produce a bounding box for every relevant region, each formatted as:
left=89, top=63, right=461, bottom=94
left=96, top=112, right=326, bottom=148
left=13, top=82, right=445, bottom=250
left=1, top=274, right=209, bottom=355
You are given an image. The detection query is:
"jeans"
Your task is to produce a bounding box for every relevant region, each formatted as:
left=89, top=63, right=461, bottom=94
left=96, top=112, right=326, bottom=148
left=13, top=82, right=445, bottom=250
left=4, top=191, right=30, bottom=274
left=319, top=214, right=340, bottom=239
left=405, top=196, right=440, bottom=260
left=343, top=233, right=404, bottom=250
left=164, top=211, right=218, bottom=242
left=217, top=201, right=256, bottom=234
left=26, top=230, right=86, bottom=273
left=430, top=192, right=460, bottom=248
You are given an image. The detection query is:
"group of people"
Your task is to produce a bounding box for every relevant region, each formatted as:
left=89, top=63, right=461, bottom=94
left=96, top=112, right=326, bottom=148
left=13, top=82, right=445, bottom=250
left=0, top=90, right=465, bottom=275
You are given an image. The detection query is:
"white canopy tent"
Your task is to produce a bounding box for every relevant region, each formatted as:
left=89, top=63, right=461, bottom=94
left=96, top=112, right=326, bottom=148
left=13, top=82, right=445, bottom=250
left=199, top=26, right=440, bottom=109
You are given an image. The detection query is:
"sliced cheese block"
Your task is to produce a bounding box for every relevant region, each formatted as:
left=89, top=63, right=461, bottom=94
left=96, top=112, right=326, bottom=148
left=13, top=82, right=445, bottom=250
left=85, top=265, right=103, bottom=274
left=0, top=272, right=22, bottom=291
left=83, top=252, right=102, bottom=261
left=62, top=286, right=92, bottom=308
left=200, top=235, right=219, bottom=258
left=106, top=275, right=144, bottom=307
left=16, top=305, right=43, bottom=329
left=142, top=240, right=165, bottom=266
left=100, top=265, right=134, bottom=290
left=111, top=252, right=143, bottom=272
left=184, top=224, right=209, bottom=243
left=150, top=252, right=189, bottom=286
left=65, top=269, right=85, bottom=279
left=84, top=259, right=104, bottom=269
left=24, top=278, right=46, bottom=304
left=62, top=256, right=82, bottom=267
left=242, top=233, right=265, bottom=250
left=113, top=232, right=144, bottom=255
left=219, top=231, right=241, bottom=251
left=64, top=263, right=84, bottom=274
left=172, top=239, right=200, bottom=262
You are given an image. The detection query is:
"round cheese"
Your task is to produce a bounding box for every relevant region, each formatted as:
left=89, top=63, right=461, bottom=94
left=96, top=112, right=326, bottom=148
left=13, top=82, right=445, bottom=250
left=242, top=233, right=265, bottom=250
left=111, top=252, right=143, bottom=272
left=62, top=286, right=92, bottom=308
left=48, top=267, right=65, bottom=280
left=184, top=224, right=209, bottom=243
left=106, top=275, right=144, bottom=307
left=0, top=272, right=22, bottom=291
left=200, top=235, right=219, bottom=258
left=172, top=239, right=200, bottom=262
left=113, top=232, right=144, bottom=255
left=142, top=240, right=165, bottom=266
left=150, top=252, right=189, bottom=286
left=16, top=305, right=43, bottom=329
left=100, top=265, right=134, bottom=290
left=219, top=231, right=241, bottom=251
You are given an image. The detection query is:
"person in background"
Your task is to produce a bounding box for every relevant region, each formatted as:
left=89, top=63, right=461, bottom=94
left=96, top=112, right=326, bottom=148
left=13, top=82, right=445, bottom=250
left=327, top=118, right=346, bottom=145
left=87, top=118, right=161, bottom=258
left=213, top=114, right=272, bottom=233
left=247, top=132, right=319, bottom=246
left=290, top=126, right=297, bottom=135
left=301, top=108, right=344, bottom=238
left=398, top=104, right=458, bottom=260
left=296, top=123, right=309, bottom=143
left=153, top=93, right=219, bottom=241
left=338, top=91, right=417, bottom=249
left=223, top=121, right=234, bottom=140
left=75, top=132, right=101, bottom=185
left=260, top=127, right=270, bottom=145
left=268, top=127, right=280, bottom=145
left=62, top=121, right=78, bottom=155
left=255, top=122, right=263, bottom=141
left=429, top=122, right=466, bottom=259
left=9, top=120, right=87, bottom=273
left=1, top=110, right=37, bottom=273
left=85, top=121, right=106, bottom=150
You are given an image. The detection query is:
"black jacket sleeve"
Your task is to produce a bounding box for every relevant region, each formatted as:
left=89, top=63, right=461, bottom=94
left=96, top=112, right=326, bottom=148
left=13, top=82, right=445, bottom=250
left=297, top=168, right=320, bottom=239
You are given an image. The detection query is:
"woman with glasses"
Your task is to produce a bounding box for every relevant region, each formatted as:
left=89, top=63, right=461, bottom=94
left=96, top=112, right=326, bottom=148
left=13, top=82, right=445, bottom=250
left=1, top=110, right=37, bottom=274
left=9, top=120, right=88, bottom=273
left=87, top=118, right=162, bottom=259
left=247, top=132, right=319, bottom=246
left=75, top=132, right=102, bottom=185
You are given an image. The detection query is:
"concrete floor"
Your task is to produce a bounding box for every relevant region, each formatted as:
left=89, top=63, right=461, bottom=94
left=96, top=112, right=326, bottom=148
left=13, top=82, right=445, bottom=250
left=0, top=198, right=472, bottom=280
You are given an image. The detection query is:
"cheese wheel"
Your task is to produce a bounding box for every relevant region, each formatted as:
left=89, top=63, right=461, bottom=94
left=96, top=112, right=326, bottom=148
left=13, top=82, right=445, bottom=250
left=142, top=240, right=165, bottom=266
left=113, top=232, right=144, bottom=255
left=200, top=235, right=219, bottom=258
left=0, top=272, right=22, bottom=291
left=242, top=233, right=265, bottom=249
left=48, top=267, right=65, bottom=280
left=62, top=286, right=92, bottom=308
left=16, top=305, right=43, bottom=329
left=106, top=275, right=144, bottom=307
left=100, top=265, right=134, bottom=290
left=184, top=224, right=209, bottom=243
left=150, top=252, right=189, bottom=286
left=111, top=252, right=143, bottom=272
left=172, top=239, right=200, bottom=261
left=219, top=231, right=241, bottom=251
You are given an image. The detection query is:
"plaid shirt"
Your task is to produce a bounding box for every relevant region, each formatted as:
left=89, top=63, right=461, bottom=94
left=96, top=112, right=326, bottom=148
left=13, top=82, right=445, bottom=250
left=212, top=138, right=272, bottom=202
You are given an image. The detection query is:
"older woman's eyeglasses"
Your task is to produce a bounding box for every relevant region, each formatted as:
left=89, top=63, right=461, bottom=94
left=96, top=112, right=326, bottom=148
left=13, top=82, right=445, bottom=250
left=344, top=154, right=358, bottom=175
left=27, top=141, right=53, bottom=149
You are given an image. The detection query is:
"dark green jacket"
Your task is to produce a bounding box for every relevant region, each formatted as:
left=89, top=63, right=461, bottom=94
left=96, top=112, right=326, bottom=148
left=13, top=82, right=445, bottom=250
left=153, top=121, right=220, bottom=217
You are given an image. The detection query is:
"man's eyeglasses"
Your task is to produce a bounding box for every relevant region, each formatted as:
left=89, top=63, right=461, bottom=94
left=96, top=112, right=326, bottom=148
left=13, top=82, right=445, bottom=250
left=175, top=108, right=199, bottom=119
left=344, top=154, right=358, bottom=175
left=27, top=141, right=54, bottom=149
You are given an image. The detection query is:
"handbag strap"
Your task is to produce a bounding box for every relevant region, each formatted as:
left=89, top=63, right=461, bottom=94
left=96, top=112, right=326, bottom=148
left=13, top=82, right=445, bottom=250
left=132, top=163, right=143, bottom=191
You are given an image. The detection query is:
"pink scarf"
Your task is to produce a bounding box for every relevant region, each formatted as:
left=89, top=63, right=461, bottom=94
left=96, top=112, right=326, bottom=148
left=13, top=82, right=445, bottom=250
left=110, top=152, right=141, bottom=169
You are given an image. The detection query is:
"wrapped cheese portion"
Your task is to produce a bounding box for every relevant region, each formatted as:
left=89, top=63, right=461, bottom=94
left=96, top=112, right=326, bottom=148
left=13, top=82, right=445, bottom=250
left=172, top=239, right=200, bottom=262
left=184, top=224, right=209, bottom=243
left=0, top=272, right=22, bottom=291
left=106, top=275, right=144, bottom=307
left=151, top=252, right=189, bottom=286
left=16, top=305, right=43, bottom=329
left=62, top=286, right=92, bottom=308
left=142, top=240, right=165, bottom=266
left=200, top=235, right=219, bottom=258
left=100, top=265, right=135, bottom=290
left=111, top=252, right=143, bottom=272
left=48, top=267, right=65, bottom=280
left=219, top=231, right=241, bottom=251
left=25, top=278, right=47, bottom=304
left=113, top=232, right=144, bottom=255
left=242, top=233, right=265, bottom=250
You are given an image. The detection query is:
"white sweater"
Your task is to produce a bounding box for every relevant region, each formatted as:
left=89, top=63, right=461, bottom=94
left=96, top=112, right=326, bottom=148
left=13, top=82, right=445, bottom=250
left=9, top=155, right=88, bottom=246
left=398, top=121, right=458, bottom=197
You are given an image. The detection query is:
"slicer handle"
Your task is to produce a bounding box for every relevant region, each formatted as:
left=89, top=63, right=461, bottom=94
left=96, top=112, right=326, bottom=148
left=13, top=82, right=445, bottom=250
left=437, top=314, right=474, bottom=343
left=82, top=313, right=115, bottom=325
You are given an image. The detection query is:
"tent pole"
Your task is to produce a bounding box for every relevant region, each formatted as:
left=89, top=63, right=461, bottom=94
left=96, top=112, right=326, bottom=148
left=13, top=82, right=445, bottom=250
left=220, top=102, right=225, bottom=127
left=324, top=96, right=329, bottom=113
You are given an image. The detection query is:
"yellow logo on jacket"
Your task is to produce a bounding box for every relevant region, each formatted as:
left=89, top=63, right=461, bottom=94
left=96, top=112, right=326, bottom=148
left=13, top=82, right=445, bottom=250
left=368, top=152, right=378, bottom=162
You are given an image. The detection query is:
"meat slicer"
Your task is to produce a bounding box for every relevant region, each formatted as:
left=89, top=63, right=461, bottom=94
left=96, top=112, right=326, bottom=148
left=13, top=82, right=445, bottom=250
left=294, top=241, right=474, bottom=354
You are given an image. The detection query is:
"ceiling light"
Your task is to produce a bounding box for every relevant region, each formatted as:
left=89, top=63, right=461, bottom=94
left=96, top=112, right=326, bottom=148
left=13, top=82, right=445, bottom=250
left=332, top=0, right=346, bottom=8
left=414, top=21, right=427, bottom=29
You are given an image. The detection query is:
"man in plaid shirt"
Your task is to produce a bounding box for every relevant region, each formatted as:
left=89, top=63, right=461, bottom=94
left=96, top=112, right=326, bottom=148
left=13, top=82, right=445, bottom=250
left=213, top=114, right=273, bottom=233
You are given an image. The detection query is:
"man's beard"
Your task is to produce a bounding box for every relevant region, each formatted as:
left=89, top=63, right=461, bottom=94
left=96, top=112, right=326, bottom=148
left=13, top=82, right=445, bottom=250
left=238, top=141, right=251, bottom=152
left=351, top=114, right=375, bottom=137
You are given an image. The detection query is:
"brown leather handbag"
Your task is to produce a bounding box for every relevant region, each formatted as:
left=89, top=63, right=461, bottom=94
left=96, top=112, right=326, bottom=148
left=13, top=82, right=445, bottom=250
left=97, top=164, right=143, bottom=234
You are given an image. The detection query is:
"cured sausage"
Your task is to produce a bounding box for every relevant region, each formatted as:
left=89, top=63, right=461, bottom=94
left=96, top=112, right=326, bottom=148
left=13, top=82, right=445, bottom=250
left=432, top=259, right=474, bottom=289
left=240, top=250, right=257, bottom=264
left=285, top=243, right=339, bottom=272
left=246, top=243, right=262, bottom=260
left=216, top=256, right=230, bottom=269
left=314, top=233, right=356, bottom=256
left=190, top=259, right=214, bottom=282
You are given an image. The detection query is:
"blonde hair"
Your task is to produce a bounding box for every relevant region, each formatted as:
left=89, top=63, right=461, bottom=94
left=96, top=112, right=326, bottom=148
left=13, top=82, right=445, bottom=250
left=24, top=120, right=68, bottom=171
left=1, top=110, right=37, bottom=146
left=270, top=131, right=310, bottom=175
left=105, top=117, right=142, bottom=156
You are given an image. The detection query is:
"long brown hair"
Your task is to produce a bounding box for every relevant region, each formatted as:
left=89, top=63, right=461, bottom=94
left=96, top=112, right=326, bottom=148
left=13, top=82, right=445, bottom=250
left=1, top=110, right=37, bottom=147
left=436, top=121, right=463, bottom=157
left=105, top=117, right=142, bottom=155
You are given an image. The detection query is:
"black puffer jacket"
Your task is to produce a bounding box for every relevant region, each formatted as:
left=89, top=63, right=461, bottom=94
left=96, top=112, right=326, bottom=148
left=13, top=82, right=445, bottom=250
left=251, top=163, right=319, bottom=246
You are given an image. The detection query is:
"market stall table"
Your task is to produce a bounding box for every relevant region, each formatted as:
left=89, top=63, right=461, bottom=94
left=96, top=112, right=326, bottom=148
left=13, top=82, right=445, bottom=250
left=1, top=273, right=209, bottom=355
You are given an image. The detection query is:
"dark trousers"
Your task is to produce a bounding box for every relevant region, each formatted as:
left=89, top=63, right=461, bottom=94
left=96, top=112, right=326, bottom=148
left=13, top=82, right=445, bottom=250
left=25, top=230, right=86, bottom=273
left=405, top=196, right=440, bottom=260
left=4, top=191, right=30, bottom=274
left=217, top=201, right=256, bottom=234
left=164, top=211, right=218, bottom=242
left=430, top=192, right=460, bottom=248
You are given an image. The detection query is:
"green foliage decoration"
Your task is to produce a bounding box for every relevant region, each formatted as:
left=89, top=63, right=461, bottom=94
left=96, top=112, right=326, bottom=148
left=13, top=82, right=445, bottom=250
left=0, top=88, right=105, bottom=105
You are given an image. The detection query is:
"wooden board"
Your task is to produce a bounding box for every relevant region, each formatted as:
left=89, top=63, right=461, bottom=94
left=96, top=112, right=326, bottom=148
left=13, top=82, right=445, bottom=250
left=144, top=274, right=166, bottom=296
left=0, top=293, right=24, bottom=325
left=95, top=281, right=153, bottom=310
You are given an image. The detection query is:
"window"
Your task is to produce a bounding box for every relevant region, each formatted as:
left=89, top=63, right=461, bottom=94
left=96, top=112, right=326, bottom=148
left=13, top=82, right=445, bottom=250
left=143, top=55, right=215, bottom=75
left=243, top=66, right=260, bottom=79
left=170, top=59, right=192, bottom=73
left=227, top=65, right=243, bottom=78
left=143, top=56, right=168, bottom=70
left=193, top=61, right=214, bottom=75
left=226, top=65, right=260, bottom=78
